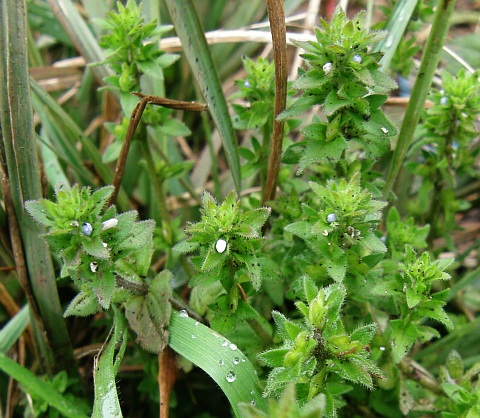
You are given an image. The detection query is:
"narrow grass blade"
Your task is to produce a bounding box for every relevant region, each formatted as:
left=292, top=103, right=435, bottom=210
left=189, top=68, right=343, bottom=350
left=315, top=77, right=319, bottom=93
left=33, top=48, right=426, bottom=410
left=0, top=305, right=29, bottom=354
left=168, top=311, right=267, bottom=417
left=374, top=0, right=418, bottom=70
left=384, top=0, right=457, bottom=196
left=164, top=0, right=242, bottom=195
left=0, top=353, right=89, bottom=418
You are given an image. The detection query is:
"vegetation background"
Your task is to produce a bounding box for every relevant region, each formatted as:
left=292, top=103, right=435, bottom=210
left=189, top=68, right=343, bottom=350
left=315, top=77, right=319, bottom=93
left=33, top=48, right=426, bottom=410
left=0, top=0, right=479, bottom=417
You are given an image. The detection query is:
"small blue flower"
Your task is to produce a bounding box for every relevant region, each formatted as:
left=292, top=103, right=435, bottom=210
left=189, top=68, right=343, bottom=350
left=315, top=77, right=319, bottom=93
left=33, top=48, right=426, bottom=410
left=82, top=222, right=93, bottom=236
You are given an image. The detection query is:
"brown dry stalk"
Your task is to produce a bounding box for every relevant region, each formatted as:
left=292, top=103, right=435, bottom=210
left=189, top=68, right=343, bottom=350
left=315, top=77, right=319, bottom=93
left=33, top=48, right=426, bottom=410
left=262, top=0, right=288, bottom=205
left=108, top=93, right=207, bottom=207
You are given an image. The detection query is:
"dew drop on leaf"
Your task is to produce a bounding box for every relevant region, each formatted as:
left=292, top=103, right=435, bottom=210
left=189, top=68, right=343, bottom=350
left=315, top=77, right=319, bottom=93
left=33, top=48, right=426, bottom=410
left=229, top=343, right=237, bottom=351
left=179, top=310, right=189, bottom=318
left=225, top=371, right=236, bottom=383
left=219, top=359, right=224, bottom=366
left=323, top=62, right=333, bottom=74
left=216, top=238, right=227, bottom=253
left=233, top=357, right=240, bottom=365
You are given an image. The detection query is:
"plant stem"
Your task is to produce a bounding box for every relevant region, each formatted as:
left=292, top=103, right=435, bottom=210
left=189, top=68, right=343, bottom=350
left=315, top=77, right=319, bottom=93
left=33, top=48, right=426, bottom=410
left=141, top=136, right=173, bottom=245
left=262, top=0, right=288, bottom=205
left=384, top=0, right=457, bottom=197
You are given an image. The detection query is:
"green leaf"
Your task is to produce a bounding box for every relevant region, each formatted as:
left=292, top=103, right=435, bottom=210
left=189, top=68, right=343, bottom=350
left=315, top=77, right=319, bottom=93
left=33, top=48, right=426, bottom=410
left=168, top=311, right=267, bottom=416
left=90, top=186, right=114, bottom=216
left=172, top=240, right=200, bottom=254
left=64, top=291, right=101, bottom=317
left=25, top=200, right=56, bottom=226
left=118, top=220, right=155, bottom=250
left=124, top=271, right=172, bottom=353
left=350, top=323, right=377, bottom=345
left=389, top=319, right=418, bottom=363
left=94, top=269, right=116, bottom=309
left=257, top=348, right=290, bottom=368
left=82, top=237, right=110, bottom=259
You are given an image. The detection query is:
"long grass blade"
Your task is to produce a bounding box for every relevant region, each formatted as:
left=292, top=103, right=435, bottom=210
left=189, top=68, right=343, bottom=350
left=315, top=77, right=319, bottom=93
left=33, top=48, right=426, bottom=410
left=164, top=0, right=242, bottom=195
left=168, top=311, right=267, bottom=417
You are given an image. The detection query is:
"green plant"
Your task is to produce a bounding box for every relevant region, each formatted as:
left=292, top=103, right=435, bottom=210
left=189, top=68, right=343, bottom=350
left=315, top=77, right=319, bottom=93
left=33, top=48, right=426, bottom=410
left=405, top=69, right=480, bottom=242
left=258, top=276, right=382, bottom=416
left=281, top=7, right=398, bottom=172
left=2, top=0, right=480, bottom=417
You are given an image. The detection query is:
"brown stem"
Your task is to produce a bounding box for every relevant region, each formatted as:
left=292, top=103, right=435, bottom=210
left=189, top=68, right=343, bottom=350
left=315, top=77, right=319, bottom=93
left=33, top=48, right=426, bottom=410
left=262, top=0, right=288, bottom=205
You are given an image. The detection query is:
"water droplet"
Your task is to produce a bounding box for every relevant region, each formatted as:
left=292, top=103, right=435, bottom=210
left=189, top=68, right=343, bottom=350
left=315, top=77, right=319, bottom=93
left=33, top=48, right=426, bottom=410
left=250, top=400, right=256, bottom=406
left=241, top=358, right=246, bottom=363
left=218, top=359, right=224, bottom=366
left=233, top=357, right=240, bottom=365
left=385, top=36, right=393, bottom=48
left=250, top=390, right=255, bottom=395
left=353, top=54, right=362, bottom=63
left=191, top=334, right=196, bottom=339
left=229, top=343, right=237, bottom=351
left=179, top=310, right=189, bottom=318
left=322, top=230, right=329, bottom=236
left=222, top=340, right=228, bottom=347
left=225, top=371, right=236, bottom=383
left=216, top=238, right=227, bottom=253
left=380, top=346, right=386, bottom=351
left=101, top=218, right=118, bottom=231
left=82, top=222, right=93, bottom=236
left=384, top=291, right=388, bottom=295
left=90, top=261, right=98, bottom=273
left=440, top=96, right=448, bottom=106
left=194, top=321, right=199, bottom=326
left=381, top=127, right=389, bottom=134
left=244, top=80, right=251, bottom=88
left=326, top=213, right=337, bottom=223
left=323, top=62, right=332, bottom=75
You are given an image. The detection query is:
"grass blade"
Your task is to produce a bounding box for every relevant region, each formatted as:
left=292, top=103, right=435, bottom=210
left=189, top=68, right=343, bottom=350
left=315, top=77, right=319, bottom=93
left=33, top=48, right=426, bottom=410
left=0, top=353, right=89, bottom=418
left=164, top=0, right=242, bottom=195
left=168, top=311, right=267, bottom=417
left=0, top=305, right=29, bottom=354
left=374, top=0, right=419, bottom=71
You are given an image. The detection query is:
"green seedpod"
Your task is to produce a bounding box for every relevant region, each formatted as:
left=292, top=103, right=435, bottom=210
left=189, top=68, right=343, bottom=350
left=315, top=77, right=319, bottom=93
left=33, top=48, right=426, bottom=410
left=284, top=349, right=303, bottom=368
left=445, top=350, right=464, bottom=379
left=309, top=293, right=327, bottom=330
